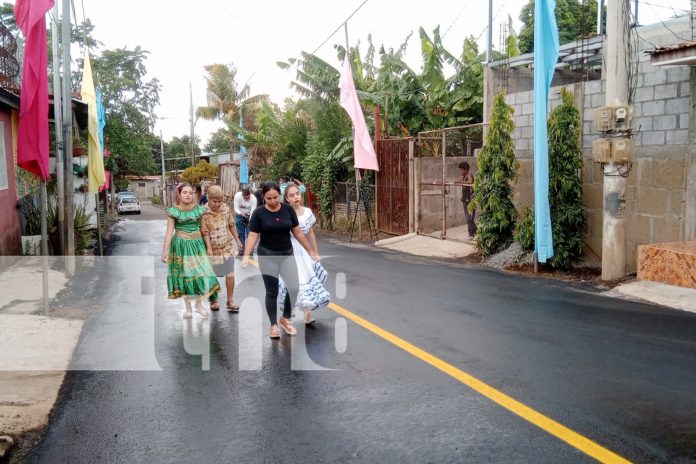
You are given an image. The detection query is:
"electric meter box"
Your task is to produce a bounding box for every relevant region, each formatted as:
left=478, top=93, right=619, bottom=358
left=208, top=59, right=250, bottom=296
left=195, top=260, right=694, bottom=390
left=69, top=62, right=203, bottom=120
left=613, top=105, right=633, bottom=131
left=592, top=139, right=612, bottom=162
left=611, top=138, right=634, bottom=163
left=594, top=106, right=615, bottom=132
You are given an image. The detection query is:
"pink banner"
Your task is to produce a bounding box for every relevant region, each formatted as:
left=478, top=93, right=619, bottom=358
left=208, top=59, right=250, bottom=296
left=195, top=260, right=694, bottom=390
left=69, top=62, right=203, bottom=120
left=339, top=59, right=379, bottom=171
left=14, top=0, right=54, bottom=180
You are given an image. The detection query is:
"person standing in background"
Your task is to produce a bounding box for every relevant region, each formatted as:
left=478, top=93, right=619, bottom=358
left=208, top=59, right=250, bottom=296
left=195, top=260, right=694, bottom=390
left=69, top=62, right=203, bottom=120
left=233, top=187, right=257, bottom=255
left=457, top=161, right=477, bottom=238
left=279, top=175, right=306, bottom=199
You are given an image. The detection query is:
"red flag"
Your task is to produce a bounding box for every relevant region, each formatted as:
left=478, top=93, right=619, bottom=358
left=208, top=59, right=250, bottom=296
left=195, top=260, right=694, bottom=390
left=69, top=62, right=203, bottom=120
left=14, top=0, right=54, bottom=180
left=339, top=59, right=379, bottom=171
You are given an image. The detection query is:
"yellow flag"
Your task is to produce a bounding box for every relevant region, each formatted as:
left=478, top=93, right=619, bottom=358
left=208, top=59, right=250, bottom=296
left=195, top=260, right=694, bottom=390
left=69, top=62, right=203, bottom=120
left=81, top=50, right=106, bottom=193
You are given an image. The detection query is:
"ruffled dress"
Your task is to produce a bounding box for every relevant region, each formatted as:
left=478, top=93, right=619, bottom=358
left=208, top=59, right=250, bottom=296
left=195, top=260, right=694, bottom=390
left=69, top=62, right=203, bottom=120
left=278, top=207, right=330, bottom=311
left=166, top=205, right=220, bottom=300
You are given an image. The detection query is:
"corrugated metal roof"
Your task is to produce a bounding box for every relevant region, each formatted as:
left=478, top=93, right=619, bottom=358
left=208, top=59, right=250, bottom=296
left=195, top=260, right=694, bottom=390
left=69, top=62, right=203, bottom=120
left=646, top=42, right=696, bottom=55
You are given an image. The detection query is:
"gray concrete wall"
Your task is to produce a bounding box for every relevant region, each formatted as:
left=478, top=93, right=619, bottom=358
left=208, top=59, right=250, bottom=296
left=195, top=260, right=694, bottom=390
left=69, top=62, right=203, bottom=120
left=484, top=17, right=693, bottom=272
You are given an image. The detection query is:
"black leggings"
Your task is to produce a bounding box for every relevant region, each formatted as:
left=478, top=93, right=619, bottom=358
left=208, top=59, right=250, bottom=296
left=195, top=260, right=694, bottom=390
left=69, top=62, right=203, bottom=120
left=257, top=246, right=299, bottom=325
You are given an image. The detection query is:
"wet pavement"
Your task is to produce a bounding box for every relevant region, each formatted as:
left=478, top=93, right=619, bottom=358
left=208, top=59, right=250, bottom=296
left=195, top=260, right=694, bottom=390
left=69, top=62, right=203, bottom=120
left=26, top=202, right=696, bottom=463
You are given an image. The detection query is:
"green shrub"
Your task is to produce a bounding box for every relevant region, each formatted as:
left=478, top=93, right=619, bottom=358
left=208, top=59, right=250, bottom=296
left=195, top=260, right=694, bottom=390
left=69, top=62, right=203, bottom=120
left=515, top=207, right=535, bottom=251
left=547, top=89, right=585, bottom=269
left=472, top=92, right=519, bottom=257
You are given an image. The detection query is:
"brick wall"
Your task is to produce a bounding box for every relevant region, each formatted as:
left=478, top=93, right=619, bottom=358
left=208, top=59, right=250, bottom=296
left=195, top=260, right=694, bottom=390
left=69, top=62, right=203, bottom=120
left=488, top=18, right=693, bottom=272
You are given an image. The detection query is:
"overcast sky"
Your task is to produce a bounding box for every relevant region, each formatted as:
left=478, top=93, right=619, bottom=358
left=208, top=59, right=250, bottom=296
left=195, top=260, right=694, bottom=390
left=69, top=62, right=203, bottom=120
left=41, top=0, right=694, bottom=144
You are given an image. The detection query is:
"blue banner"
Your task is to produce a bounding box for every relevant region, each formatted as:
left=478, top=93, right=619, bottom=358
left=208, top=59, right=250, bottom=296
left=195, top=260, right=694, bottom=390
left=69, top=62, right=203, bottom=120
left=96, top=87, right=105, bottom=158
left=533, top=0, right=559, bottom=262
left=239, top=115, right=248, bottom=184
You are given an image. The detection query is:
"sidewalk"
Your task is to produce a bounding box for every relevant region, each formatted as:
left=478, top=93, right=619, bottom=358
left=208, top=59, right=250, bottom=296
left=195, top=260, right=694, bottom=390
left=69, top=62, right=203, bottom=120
left=374, top=231, right=696, bottom=314
left=0, top=258, right=86, bottom=453
left=375, top=226, right=477, bottom=260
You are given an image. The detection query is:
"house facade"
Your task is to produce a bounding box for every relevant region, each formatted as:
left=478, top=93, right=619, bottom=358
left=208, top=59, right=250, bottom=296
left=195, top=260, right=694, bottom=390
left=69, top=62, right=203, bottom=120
left=0, top=89, right=21, bottom=257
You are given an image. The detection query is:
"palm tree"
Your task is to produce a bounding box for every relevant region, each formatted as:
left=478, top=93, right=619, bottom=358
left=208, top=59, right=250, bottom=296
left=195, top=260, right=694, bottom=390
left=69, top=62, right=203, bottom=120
left=196, top=63, right=266, bottom=151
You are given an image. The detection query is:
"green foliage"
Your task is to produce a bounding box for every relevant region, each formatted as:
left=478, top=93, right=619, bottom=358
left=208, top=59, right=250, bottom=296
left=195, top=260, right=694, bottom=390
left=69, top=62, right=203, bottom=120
left=547, top=88, right=584, bottom=269
left=518, top=0, right=598, bottom=54
left=45, top=201, right=94, bottom=255
left=506, top=15, right=521, bottom=58
left=205, top=128, right=233, bottom=154
left=515, top=207, right=535, bottom=251
left=73, top=204, right=94, bottom=255
left=472, top=93, right=519, bottom=257
left=182, top=160, right=217, bottom=186
left=91, top=46, right=161, bottom=176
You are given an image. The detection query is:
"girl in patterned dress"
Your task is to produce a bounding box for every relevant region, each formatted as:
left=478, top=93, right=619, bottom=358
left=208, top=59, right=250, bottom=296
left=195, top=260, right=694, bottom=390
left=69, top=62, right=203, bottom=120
left=161, top=183, right=220, bottom=318
left=278, top=184, right=330, bottom=325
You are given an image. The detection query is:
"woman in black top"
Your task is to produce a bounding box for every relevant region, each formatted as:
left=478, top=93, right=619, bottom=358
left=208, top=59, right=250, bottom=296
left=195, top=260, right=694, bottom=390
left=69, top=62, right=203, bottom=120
left=241, top=182, right=318, bottom=338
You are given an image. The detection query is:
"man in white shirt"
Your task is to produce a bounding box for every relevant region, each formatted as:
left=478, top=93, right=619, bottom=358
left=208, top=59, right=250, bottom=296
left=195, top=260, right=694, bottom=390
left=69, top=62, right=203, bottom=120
left=233, top=187, right=257, bottom=254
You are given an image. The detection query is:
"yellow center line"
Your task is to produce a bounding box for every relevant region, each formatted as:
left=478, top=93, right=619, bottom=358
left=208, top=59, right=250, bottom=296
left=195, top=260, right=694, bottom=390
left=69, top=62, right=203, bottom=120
left=328, top=301, right=632, bottom=464
left=246, top=259, right=629, bottom=462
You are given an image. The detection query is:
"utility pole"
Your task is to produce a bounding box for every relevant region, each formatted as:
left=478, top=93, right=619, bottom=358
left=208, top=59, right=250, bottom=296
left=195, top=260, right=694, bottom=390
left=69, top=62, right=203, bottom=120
left=601, top=0, right=630, bottom=280
left=189, top=82, right=195, bottom=168
left=61, top=0, right=75, bottom=274
left=50, top=1, right=64, bottom=253
left=487, top=0, right=493, bottom=63
left=160, top=131, right=167, bottom=206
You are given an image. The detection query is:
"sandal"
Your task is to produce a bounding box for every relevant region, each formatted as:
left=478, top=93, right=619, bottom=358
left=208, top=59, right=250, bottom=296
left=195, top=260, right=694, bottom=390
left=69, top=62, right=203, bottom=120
left=183, top=310, right=192, bottom=319
left=226, top=302, right=240, bottom=313
left=210, top=302, right=221, bottom=311
left=194, top=302, right=209, bottom=318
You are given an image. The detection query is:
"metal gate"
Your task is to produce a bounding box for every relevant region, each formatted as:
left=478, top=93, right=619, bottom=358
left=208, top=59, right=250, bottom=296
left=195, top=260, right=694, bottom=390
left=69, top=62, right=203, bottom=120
left=416, top=124, right=485, bottom=239
left=376, top=137, right=410, bottom=236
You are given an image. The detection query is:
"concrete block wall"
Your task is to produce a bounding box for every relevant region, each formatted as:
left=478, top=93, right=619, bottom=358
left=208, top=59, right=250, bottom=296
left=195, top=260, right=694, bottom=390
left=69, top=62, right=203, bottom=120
left=491, top=21, right=693, bottom=272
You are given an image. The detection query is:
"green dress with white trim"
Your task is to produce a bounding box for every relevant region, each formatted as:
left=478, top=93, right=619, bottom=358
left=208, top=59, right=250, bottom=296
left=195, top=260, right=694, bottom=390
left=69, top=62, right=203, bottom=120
left=165, top=205, right=219, bottom=300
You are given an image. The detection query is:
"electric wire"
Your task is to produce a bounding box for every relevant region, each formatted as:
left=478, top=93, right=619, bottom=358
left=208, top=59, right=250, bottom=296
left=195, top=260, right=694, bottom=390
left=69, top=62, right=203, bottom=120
left=475, top=1, right=508, bottom=42
left=645, top=1, right=693, bottom=42
left=310, top=0, right=371, bottom=56
left=443, top=0, right=473, bottom=39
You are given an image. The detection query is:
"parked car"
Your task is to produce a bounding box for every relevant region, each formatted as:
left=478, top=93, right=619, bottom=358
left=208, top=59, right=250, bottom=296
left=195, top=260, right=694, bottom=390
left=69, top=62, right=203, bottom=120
left=115, top=191, right=136, bottom=203
left=117, top=196, right=141, bottom=214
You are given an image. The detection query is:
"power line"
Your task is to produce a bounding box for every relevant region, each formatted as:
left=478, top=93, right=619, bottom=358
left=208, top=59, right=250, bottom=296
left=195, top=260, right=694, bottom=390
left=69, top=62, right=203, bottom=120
left=641, top=1, right=690, bottom=14
left=443, top=0, right=473, bottom=39
left=310, top=0, right=371, bottom=56
left=475, top=0, right=508, bottom=42
left=645, top=1, right=692, bottom=42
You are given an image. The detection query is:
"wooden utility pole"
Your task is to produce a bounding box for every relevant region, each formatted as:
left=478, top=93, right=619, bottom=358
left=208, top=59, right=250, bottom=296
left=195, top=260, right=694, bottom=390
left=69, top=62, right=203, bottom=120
left=601, top=0, right=630, bottom=280
left=61, top=0, right=75, bottom=274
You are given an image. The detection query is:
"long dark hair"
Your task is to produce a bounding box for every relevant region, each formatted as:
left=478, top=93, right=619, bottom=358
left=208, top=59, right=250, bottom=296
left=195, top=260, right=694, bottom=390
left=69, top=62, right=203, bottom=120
left=261, top=181, right=280, bottom=196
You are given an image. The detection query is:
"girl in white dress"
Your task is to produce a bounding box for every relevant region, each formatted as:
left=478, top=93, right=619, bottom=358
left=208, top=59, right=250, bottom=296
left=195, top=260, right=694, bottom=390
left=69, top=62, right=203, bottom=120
left=278, top=184, right=330, bottom=324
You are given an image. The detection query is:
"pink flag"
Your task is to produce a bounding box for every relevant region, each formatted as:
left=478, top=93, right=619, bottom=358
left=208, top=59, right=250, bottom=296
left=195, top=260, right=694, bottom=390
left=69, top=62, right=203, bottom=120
left=14, top=0, right=54, bottom=180
left=339, top=59, right=379, bottom=171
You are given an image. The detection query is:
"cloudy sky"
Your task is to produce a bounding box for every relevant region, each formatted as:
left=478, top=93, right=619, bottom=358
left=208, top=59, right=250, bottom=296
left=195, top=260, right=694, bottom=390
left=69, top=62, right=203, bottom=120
left=42, top=0, right=694, bottom=144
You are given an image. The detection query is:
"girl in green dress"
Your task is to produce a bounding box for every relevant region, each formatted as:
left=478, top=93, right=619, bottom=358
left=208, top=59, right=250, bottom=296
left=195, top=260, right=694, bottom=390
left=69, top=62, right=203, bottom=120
left=161, top=183, right=220, bottom=318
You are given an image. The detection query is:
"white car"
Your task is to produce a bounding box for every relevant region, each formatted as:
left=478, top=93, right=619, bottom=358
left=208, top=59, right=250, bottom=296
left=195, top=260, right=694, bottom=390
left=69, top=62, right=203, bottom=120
left=117, top=197, right=141, bottom=214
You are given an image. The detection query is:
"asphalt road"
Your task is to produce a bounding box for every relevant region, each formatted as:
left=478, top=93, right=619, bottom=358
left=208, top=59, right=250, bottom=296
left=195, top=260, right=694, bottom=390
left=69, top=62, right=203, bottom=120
left=27, top=201, right=696, bottom=463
